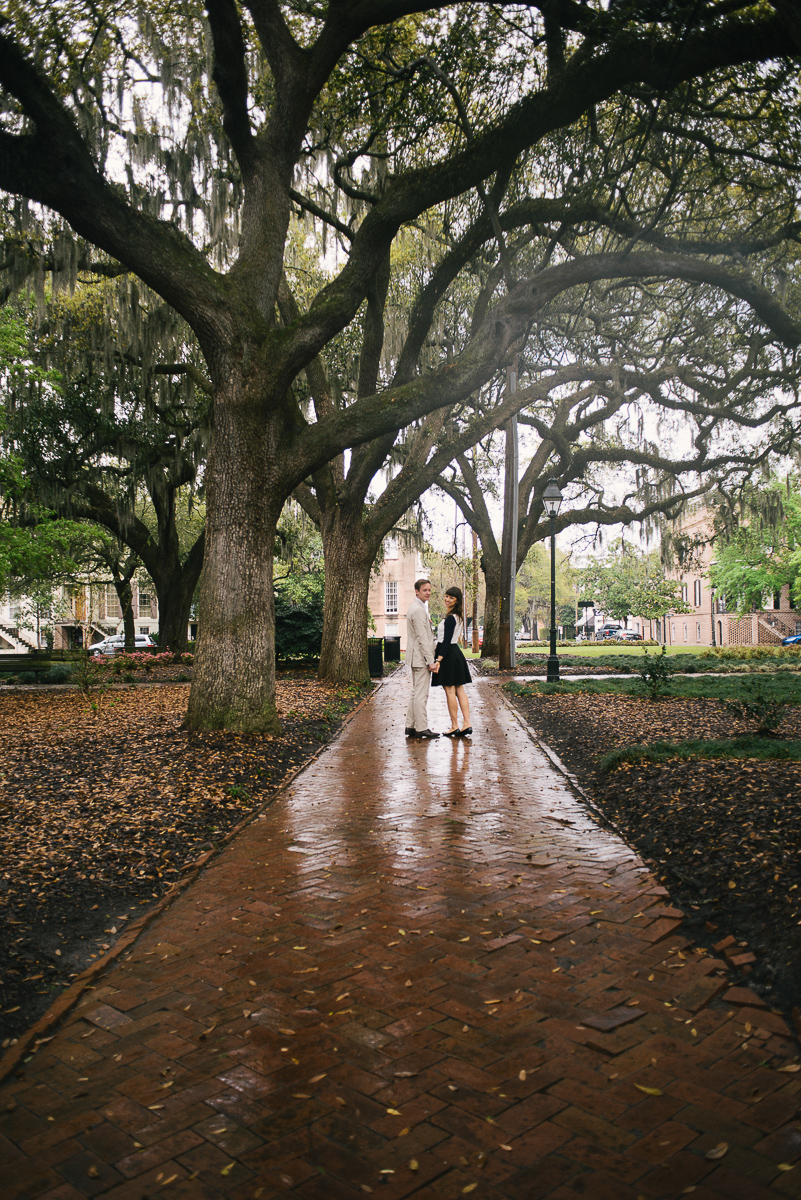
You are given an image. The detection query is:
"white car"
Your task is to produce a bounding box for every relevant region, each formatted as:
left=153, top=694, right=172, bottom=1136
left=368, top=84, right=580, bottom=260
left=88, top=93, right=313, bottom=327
left=90, top=634, right=155, bottom=656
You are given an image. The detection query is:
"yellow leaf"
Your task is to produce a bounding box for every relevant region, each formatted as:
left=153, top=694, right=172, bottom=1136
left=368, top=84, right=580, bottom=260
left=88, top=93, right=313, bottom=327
left=279, top=1029, right=295, bottom=1036
left=309, top=1074, right=327, bottom=1082
left=705, top=1142, right=729, bottom=1160
left=386, top=1108, right=402, bottom=1115
left=459, top=937, right=470, bottom=942
left=220, top=1163, right=236, bottom=1176
left=293, top=945, right=307, bottom=950
left=777, top=1064, right=801, bottom=1073
left=634, top=1084, right=663, bottom=1096
left=728, top=881, right=736, bottom=889
left=405, top=980, right=412, bottom=987
left=500, top=1143, right=513, bottom=1151
left=463, top=1186, right=478, bottom=1194
left=777, top=1163, right=795, bottom=1171
left=518, top=1070, right=526, bottom=1081
left=398, top=1127, right=410, bottom=1136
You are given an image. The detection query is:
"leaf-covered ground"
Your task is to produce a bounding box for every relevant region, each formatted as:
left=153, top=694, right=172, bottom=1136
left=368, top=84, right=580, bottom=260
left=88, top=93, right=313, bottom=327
left=504, top=684, right=801, bottom=1022
left=0, top=675, right=367, bottom=1045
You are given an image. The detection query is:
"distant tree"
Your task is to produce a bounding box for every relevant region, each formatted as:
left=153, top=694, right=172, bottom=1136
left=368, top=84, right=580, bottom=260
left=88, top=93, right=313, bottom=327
left=577, top=543, right=691, bottom=627
left=709, top=476, right=801, bottom=613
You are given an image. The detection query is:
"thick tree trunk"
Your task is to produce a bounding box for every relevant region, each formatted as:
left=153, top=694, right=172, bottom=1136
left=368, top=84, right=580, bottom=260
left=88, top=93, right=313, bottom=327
left=185, top=382, right=283, bottom=733
left=157, top=572, right=197, bottom=656
left=117, top=580, right=135, bottom=651
left=482, top=558, right=502, bottom=658
left=156, top=537, right=204, bottom=655
left=318, top=511, right=375, bottom=684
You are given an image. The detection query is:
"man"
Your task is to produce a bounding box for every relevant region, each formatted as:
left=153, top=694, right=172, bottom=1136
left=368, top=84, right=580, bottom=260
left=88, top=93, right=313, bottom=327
left=405, top=578, right=440, bottom=739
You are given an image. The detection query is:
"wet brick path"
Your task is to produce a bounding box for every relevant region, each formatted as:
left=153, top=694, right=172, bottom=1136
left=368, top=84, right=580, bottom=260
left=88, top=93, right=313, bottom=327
left=1, top=672, right=800, bottom=1200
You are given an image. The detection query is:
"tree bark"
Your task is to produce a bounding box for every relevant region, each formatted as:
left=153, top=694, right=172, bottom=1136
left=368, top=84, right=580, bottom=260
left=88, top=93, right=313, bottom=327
left=482, top=556, right=502, bottom=658
left=185, top=379, right=284, bottom=733
left=317, top=508, right=375, bottom=684
left=118, top=579, right=136, bottom=651
left=157, top=568, right=197, bottom=656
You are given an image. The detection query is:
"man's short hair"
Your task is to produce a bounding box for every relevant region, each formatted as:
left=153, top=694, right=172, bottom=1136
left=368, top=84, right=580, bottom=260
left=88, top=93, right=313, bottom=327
left=414, top=578, right=431, bottom=593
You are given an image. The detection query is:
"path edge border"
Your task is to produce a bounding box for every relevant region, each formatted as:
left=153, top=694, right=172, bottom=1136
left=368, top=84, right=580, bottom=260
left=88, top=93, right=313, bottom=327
left=0, top=675, right=389, bottom=1085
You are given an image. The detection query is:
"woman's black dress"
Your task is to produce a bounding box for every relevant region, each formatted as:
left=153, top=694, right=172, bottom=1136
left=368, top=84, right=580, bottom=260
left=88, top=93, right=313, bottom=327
left=431, top=614, right=472, bottom=688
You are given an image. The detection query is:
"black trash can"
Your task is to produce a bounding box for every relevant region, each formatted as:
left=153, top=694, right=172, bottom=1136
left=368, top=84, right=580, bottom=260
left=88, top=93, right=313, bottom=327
left=383, top=636, right=400, bottom=662
left=367, top=637, right=384, bottom=677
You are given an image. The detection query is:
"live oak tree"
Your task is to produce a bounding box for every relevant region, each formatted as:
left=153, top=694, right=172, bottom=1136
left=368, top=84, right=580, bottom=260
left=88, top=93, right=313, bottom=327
left=2, top=2, right=801, bottom=728
left=0, top=288, right=208, bottom=653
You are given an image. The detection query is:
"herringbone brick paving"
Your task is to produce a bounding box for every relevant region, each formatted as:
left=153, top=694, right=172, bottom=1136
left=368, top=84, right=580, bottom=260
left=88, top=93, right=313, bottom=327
left=1, top=671, right=800, bottom=1199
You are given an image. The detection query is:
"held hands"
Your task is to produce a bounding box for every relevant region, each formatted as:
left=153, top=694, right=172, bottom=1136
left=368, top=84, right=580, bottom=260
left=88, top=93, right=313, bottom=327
left=429, top=660, right=440, bottom=673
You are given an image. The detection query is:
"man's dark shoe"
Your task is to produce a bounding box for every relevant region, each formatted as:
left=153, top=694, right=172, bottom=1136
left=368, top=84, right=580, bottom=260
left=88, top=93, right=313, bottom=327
left=415, top=728, right=440, bottom=738
left=405, top=727, right=415, bottom=736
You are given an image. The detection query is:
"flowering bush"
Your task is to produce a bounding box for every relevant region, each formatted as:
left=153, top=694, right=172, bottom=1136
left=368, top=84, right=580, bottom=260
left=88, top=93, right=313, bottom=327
left=99, top=651, right=194, bottom=674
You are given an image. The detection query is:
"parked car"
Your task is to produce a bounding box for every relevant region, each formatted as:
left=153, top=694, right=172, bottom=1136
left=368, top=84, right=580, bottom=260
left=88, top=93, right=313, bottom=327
left=781, top=633, right=801, bottom=646
left=596, top=624, right=623, bottom=640
left=611, top=630, right=643, bottom=641
left=90, top=633, right=155, bottom=656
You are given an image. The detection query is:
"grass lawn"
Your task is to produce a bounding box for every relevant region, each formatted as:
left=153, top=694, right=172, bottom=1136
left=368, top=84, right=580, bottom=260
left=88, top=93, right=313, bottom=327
left=505, top=671, right=801, bottom=702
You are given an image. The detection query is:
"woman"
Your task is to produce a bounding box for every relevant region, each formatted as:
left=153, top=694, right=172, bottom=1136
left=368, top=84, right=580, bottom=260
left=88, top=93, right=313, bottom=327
left=431, top=586, right=472, bottom=736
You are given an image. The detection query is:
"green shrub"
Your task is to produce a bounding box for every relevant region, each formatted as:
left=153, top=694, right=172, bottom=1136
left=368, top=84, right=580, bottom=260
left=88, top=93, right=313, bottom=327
left=45, top=665, right=72, bottom=684
left=636, top=646, right=673, bottom=699
left=275, top=590, right=324, bottom=661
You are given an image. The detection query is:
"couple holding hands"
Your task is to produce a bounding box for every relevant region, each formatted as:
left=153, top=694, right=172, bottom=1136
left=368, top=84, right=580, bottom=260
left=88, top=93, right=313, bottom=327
left=405, top=579, right=472, bottom=739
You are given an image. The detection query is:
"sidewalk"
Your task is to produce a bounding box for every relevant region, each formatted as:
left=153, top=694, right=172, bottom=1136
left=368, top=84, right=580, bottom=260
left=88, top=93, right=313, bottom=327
left=1, top=670, right=799, bottom=1200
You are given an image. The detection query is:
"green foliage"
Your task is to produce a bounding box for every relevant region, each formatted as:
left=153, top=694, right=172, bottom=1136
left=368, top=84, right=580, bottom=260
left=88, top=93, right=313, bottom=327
left=636, top=646, right=673, bottom=700
left=577, top=543, right=691, bottom=624
left=275, top=586, right=325, bottom=661
left=601, top=737, right=801, bottom=772
left=710, top=474, right=801, bottom=613
left=515, top=544, right=574, bottom=632
left=504, top=672, right=801, bottom=704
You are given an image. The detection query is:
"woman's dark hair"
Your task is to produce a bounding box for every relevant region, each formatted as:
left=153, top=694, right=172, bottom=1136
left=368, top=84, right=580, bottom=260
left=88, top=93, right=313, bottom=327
left=444, top=586, right=464, bottom=619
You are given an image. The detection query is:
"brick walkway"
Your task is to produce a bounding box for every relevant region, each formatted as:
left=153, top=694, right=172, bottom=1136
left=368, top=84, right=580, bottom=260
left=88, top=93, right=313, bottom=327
left=2, top=672, right=800, bottom=1200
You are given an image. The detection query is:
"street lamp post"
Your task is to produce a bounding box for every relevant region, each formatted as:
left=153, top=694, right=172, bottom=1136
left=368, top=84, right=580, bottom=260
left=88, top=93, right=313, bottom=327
left=543, top=477, right=563, bottom=682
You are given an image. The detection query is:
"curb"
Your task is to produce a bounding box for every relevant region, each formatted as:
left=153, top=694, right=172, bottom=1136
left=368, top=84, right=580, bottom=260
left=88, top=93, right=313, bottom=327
left=0, top=680, right=381, bottom=1085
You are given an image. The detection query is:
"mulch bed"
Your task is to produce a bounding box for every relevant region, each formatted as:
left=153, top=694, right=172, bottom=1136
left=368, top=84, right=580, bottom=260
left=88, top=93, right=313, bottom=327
left=0, top=673, right=367, bottom=1046
left=504, top=686, right=801, bottom=1024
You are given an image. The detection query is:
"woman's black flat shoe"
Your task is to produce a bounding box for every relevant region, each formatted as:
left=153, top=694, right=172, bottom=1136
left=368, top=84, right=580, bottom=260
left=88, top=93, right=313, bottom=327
left=443, top=728, right=460, bottom=738
left=458, top=727, right=472, bottom=737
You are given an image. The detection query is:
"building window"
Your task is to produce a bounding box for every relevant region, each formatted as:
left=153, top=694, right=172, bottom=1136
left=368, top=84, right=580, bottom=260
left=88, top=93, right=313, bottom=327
left=105, top=586, right=121, bottom=618
left=694, top=579, right=702, bottom=606
left=671, top=622, right=676, bottom=641
left=774, top=591, right=781, bottom=610
left=683, top=622, right=688, bottom=642
left=696, top=622, right=701, bottom=641
left=139, top=592, right=153, bottom=618
left=385, top=581, right=398, bottom=613
left=681, top=583, right=688, bottom=603
left=384, top=537, right=398, bottom=559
